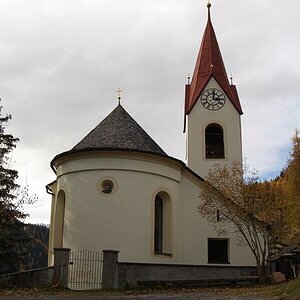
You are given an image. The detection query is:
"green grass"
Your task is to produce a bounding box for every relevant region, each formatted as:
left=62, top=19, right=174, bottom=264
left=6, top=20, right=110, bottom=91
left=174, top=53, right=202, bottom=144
left=263, top=278, right=300, bottom=299
left=0, top=279, right=300, bottom=299
left=207, top=278, right=300, bottom=299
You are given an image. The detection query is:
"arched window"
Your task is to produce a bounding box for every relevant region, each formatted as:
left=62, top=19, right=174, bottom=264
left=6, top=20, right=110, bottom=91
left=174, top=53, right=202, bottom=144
left=154, top=192, right=172, bottom=255
left=205, top=124, right=225, bottom=159
left=154, top=196, right=163, bottom=254
left=53, top=190, right=66, bottom=248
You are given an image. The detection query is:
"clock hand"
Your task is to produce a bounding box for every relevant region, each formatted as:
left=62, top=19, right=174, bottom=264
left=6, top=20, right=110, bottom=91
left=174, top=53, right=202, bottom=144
left=211, top=90, right=216, bottom=103
left=213, top=90, right=220, bottom=101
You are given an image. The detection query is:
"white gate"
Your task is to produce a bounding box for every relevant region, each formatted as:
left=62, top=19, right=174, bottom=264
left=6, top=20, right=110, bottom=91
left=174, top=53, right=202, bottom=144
left=68, top=249, right=102, bottom=290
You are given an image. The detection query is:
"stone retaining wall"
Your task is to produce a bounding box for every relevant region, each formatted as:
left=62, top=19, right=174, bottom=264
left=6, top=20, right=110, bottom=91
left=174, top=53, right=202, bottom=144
left=0, top=267, right=54, bottom=289
left=0, top=248, right=70, bottom=289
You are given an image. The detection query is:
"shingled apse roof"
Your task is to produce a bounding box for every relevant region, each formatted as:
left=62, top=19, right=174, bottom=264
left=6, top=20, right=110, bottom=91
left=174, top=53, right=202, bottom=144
left=72, top=104, right=167, bottom=156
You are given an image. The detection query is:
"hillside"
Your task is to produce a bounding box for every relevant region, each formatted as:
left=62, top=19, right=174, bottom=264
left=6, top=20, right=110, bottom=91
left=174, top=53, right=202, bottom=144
left=22, top=223, right=49, bottom=270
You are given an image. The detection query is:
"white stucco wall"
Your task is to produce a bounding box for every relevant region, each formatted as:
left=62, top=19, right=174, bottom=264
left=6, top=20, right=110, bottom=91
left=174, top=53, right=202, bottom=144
left=50, top=153, right=182, bottom=265
left=180, top=171, right=256, bottom=266
left=48, top=151, right=255, bottom=267
left=186, top=77, right=243, bottom=178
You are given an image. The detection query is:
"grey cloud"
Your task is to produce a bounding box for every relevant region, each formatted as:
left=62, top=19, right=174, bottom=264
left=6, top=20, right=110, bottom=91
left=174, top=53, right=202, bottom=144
left=0, top=0, right=299, bottom=223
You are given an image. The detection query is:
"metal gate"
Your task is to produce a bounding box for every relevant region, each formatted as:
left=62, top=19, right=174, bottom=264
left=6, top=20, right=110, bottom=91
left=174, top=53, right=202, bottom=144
left=68, top=249, right=102, bottom=290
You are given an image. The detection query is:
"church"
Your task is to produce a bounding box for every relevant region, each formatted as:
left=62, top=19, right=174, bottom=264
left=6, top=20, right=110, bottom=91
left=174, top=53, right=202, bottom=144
left=47, top=3, right=256, bottom=280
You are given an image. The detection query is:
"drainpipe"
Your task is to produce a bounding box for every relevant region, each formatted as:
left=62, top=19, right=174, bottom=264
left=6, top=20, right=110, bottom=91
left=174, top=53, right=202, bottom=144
left=46, top=184, right=55, bottom=196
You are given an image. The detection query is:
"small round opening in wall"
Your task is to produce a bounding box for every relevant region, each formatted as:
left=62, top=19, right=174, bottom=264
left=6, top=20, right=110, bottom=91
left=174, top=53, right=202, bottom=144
left=97, top=177, right=117, bottom=196
left=101, top=180, right=114, bottom=194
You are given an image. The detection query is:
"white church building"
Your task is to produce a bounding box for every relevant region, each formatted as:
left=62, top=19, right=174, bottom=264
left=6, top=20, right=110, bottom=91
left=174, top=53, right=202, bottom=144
left=47, top=3, right=257, bottom=284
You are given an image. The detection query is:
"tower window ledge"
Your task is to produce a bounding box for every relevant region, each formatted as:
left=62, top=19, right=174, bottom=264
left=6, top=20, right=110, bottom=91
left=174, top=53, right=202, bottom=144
left=206, top=158, right=226, bottom=160
left=154, top=252, right=173, bottom=257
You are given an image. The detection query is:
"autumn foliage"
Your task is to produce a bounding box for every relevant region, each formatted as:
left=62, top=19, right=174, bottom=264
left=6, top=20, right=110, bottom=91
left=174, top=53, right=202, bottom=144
left=275, top=130, right=300, bottom=244
left=198, top=161, right=272, bottom=280
left=198, top=130, right=300, bottom=281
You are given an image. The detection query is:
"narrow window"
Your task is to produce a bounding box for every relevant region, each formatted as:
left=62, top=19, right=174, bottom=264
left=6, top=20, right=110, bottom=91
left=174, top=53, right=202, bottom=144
left=205, top=124, right=225, bottom=159
left=154, top=196, right=163, bottom=254
left=208, top=238, right=229, bottom=264
left=54, top=190, right=66, bottom=248
left=216, top=209, right=220, bottom=222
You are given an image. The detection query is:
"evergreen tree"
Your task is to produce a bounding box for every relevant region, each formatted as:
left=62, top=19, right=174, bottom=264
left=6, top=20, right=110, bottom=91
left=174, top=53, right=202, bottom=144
left=0, top=102, right=28, bottom=274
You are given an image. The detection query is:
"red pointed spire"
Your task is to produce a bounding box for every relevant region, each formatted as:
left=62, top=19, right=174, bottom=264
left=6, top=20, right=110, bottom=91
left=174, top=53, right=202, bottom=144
left=184, top=4, right=243, bottom=119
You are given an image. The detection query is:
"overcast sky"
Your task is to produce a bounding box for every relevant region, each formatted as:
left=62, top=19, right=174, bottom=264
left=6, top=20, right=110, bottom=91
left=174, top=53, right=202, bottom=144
left=0, top=0, right=299, bottom=224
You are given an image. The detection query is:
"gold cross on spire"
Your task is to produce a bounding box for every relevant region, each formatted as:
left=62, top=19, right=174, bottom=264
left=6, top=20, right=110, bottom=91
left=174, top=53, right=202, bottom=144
left=116, top=88, right=123, bottom=105
left=230, top=73, right=234, bottom=85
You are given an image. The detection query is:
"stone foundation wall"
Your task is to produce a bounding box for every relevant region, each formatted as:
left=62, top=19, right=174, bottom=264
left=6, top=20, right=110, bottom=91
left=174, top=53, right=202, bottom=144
left=118, top=262, right=257, bottom=288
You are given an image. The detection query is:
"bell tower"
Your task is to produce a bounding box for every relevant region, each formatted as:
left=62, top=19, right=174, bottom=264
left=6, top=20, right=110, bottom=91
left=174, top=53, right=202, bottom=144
left=184, top=2, right=243, bottom=178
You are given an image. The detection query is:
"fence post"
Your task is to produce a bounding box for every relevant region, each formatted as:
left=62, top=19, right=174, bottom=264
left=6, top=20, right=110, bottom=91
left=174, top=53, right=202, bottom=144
left=53, top=248, right=70, bottom=288
left=102, top=250, right=119, bottom=289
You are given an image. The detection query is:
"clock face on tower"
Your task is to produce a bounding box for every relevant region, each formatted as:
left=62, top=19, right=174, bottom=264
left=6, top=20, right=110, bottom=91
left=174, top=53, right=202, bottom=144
left=200, top=88, right=226, bottom=111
